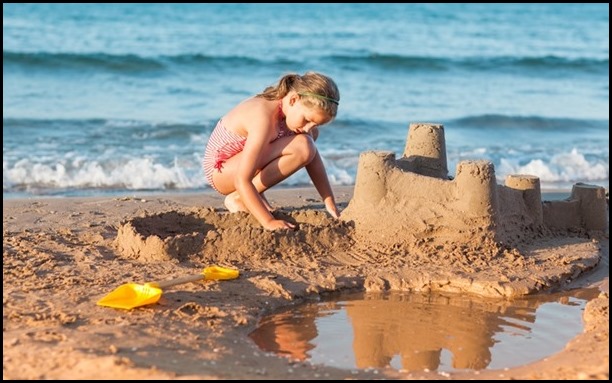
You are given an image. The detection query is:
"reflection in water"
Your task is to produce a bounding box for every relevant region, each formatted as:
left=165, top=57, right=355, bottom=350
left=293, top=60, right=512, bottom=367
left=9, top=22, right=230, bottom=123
left=249, top=309, right=318, bottom=361
left=249, top=288, right=599, bottom=372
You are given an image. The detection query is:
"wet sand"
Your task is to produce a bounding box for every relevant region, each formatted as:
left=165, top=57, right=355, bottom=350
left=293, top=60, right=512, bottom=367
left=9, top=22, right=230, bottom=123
left=2, top=186, right=609, bottom=380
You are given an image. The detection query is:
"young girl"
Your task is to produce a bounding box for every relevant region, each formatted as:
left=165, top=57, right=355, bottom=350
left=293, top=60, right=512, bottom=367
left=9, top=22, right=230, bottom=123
left=203, top=71, right=341, bottom=230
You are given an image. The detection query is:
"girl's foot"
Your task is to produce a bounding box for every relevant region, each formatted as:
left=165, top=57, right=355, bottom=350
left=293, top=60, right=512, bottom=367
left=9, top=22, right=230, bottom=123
left=224, top=192, right=247, bottom=213
left=224, top=191, right=275, bottom=213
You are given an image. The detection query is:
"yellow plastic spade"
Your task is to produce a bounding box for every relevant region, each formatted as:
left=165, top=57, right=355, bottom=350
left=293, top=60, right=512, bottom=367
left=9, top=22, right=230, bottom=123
left=97, top=265, right=239, bottom=310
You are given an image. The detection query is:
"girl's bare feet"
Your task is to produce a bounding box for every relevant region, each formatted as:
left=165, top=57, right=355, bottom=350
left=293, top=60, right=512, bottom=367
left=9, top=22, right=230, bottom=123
left=224, top=191, right=275, bottom=213
left=224, top=191, right=247, bottom=213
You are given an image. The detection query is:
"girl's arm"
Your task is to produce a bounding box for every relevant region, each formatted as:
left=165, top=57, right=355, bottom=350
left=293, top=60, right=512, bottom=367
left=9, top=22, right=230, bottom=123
left=305, top=149, right=340, bottom=218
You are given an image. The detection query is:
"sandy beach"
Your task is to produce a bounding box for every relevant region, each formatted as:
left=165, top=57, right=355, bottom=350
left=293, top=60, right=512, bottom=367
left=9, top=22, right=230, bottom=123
left=4, top=4, right=609, bottom=380
left=2, top=184, right=609, bottom=380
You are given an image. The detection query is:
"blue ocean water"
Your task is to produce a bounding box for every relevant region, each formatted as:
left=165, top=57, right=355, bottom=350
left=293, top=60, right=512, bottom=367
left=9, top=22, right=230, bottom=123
left=3, top=3, right=609, bottom=198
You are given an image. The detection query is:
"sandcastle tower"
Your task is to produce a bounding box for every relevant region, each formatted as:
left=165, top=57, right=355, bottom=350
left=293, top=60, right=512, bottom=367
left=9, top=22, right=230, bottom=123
left=341, top=122, right=607, bottom=249
left=398, top=123, right=448, bottom=179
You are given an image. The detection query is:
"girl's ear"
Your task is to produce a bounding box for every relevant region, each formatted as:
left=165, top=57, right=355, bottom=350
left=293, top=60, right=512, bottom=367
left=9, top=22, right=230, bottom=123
left=288, top=92, right=299, bottom=106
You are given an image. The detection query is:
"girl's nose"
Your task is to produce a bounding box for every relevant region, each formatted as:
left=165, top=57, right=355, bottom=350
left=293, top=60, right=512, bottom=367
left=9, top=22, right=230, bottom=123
left=302, top=124, right=315, bottom=133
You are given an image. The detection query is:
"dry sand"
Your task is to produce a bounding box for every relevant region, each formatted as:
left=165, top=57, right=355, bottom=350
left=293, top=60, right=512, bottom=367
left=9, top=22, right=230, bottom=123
left=3, top=185, right=609, bottom=380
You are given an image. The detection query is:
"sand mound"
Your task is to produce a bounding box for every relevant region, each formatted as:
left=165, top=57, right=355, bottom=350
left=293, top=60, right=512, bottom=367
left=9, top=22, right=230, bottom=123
left=115, top=208, right=354, bottom=264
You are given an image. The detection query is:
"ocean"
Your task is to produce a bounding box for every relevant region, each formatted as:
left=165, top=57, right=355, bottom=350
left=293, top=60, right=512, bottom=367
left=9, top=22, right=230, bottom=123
left=3, top=3, right=609, bottom=198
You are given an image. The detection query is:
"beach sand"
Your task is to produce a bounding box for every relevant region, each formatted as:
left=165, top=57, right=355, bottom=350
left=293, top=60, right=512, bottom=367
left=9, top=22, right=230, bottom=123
left=2, top=184, right=608, bottom=380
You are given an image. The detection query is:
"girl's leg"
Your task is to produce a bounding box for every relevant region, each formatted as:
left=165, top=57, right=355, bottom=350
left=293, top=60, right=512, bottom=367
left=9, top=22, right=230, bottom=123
left=211, top=134, right=316, bottom=212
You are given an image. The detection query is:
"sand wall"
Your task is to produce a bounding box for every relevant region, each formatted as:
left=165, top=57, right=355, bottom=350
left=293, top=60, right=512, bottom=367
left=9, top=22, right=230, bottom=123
left=341, top=123, right=608, bottom=250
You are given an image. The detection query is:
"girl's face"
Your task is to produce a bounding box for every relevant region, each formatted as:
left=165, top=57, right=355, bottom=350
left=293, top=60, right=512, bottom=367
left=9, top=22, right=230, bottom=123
left=285, top=96, right=332, bottom=134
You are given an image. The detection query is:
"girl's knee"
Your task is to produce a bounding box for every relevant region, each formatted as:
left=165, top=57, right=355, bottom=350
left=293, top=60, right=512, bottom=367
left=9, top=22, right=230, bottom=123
left=292, top=134, right=317, bottom=164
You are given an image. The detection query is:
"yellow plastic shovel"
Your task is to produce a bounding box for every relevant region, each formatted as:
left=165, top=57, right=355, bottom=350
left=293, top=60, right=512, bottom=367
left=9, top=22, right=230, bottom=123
left=97, top=265, right=239, bottom=310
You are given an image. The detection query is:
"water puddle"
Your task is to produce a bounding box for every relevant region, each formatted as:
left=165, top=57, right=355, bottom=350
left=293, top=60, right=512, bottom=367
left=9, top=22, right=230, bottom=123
left=249, top=288, right=599, bottom=372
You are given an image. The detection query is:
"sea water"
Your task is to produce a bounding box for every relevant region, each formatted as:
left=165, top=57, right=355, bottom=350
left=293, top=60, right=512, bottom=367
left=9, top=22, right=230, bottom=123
left=3, top=4, right=609, bottom=198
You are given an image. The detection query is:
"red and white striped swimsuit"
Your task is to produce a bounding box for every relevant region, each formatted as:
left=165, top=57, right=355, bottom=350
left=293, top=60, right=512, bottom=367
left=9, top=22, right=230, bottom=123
left=203, top=118, right=294, bottom=193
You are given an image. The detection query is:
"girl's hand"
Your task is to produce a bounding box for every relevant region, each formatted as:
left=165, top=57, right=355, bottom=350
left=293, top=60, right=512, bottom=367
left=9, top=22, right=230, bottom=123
left=263, top=219, right=296, bottom=231
left=324, top=199, right=340, bottom=219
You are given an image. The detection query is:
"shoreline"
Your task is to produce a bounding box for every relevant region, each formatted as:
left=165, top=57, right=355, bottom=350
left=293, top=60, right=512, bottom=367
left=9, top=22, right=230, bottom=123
left=1, top=184, right=583, bottom=202
left=3, top=185, right=608, bottom=380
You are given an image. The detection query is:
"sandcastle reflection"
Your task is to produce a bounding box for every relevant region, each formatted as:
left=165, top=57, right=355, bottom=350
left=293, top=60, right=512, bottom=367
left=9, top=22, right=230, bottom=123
left=249, top=288, right=599, bottom=372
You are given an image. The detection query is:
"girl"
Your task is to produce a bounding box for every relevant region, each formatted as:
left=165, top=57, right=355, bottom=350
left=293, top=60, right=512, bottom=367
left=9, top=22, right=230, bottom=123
left=203, top=71, right=341, bottom=230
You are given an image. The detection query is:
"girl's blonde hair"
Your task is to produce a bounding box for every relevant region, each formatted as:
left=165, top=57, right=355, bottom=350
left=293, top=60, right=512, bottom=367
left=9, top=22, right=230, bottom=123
left=257, top=71, right=340, bottom=118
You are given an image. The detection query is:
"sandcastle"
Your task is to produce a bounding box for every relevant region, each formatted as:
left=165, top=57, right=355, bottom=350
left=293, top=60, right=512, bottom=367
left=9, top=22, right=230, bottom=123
left=114, top=122, right=607, bottom=298
left=341, top=123, right=608, bottom=249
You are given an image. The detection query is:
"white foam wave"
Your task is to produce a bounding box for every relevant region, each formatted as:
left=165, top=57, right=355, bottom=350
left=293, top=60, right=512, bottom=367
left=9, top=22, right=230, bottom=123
left=3, top=148, right=608, bottom=194
left=497, top=148, right=608, bottom=184
left=3, top=157, right=207, bottom=191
